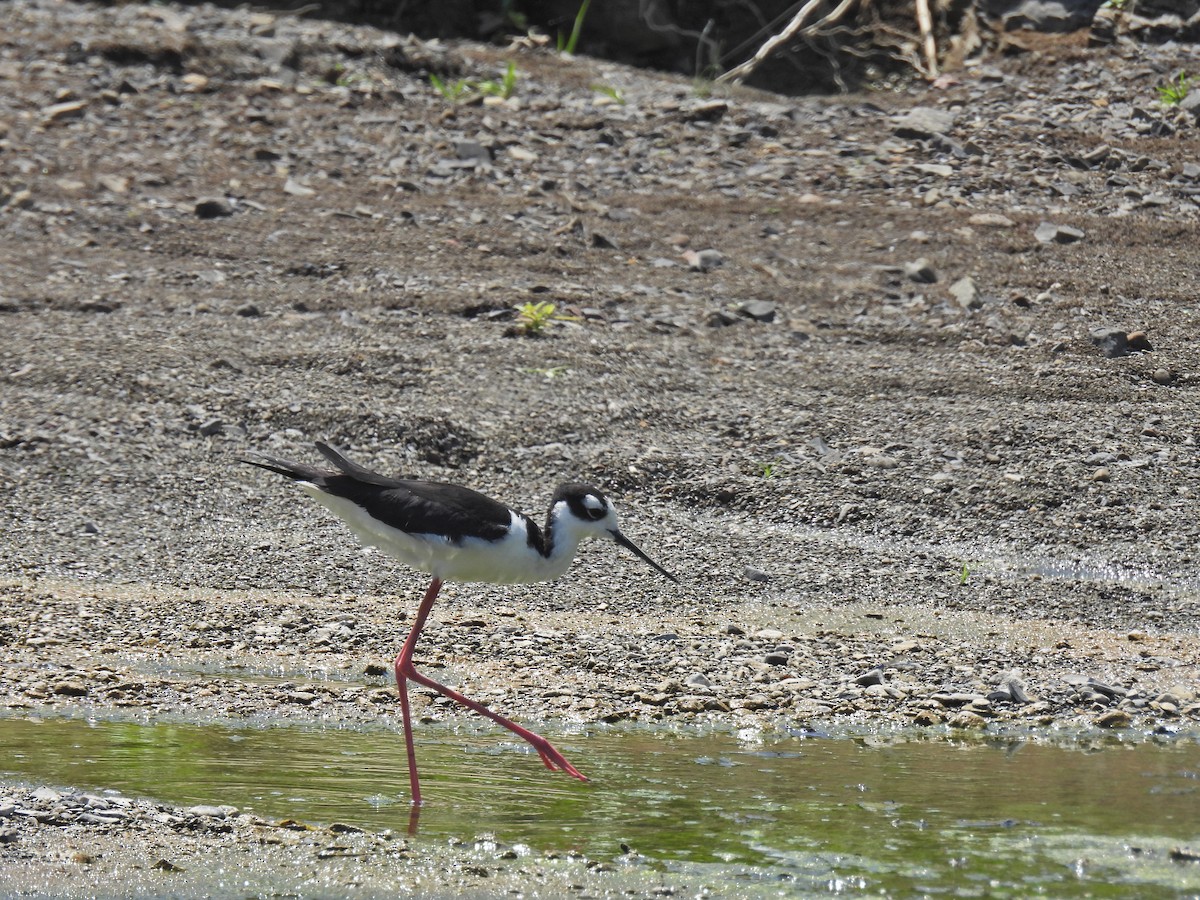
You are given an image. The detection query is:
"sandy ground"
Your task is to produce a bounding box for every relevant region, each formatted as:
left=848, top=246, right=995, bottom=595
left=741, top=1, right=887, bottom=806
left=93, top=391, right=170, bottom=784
left=2, top=0, right=1199, bottom=894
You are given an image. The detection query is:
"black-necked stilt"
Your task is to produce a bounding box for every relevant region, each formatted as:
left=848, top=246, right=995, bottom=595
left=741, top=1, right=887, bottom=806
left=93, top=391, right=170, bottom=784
left=241, top=441, right=676, bottom=805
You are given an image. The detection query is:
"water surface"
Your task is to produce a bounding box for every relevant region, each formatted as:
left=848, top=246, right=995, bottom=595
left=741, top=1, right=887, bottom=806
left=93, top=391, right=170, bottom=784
left=2, top=716, right=1199, bottom=896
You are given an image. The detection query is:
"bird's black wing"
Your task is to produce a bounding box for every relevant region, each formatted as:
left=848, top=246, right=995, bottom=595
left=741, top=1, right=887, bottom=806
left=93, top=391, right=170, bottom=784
left=328, top=477, right=521, bottom=544
left=243, top=442, right=536, bottom=544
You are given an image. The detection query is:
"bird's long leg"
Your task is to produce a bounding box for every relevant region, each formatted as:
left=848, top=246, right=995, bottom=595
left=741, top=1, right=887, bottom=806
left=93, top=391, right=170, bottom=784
left=394, top=578, right=443, bottom=806
left=394, top=578, right=587, bottom=785
left=396, top=669, right=421, bottom=805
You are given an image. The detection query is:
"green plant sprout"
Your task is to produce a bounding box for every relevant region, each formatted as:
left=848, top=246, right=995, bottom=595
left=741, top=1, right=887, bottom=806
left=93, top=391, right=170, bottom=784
left=429, top=73, right=471, bottom=102
left=959, top=562, right=970, bottom=585
left=557, top=0, right=591, bottom=54
left=1157, top=71, right=1191, bottom=106
left=430, top=62, right=518, bottom=104
left=476, top=62, right=519, bottom=99
left=514, top=301, right=579, bottom=335
left=590, top=83, right=626, bottom=105
left=758, top=460, right=781, bottom=479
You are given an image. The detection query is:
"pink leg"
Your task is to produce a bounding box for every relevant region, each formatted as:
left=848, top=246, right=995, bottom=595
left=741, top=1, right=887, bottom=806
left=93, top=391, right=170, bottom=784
left=394, top=578, right=587, bottom=804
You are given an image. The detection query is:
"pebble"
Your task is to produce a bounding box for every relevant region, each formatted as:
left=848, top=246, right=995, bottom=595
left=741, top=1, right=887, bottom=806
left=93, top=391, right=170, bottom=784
left=893, top=106, right=956, bottom=139
left=683, top=249, right=725, bottom=272
left=904, top=258, right=938, bottom=284
left=194, top=197, right=234, bottom=219
left=738, top=300, right=776, bottom=323
left=1090, top=327, right=1130, bottom=358
left=947, top=711, right=987, bottom=729
left=967, top=212, right=1015, bottom=228
left=188, top=804, right=237, bottom=818
left=949, top=276, right=981, bottom=310
left=1151, top=367, right=1174, bottom=385
left=1095, top=709, right=1132, bottom=729
left=853, top=667, right=885, bottom=687
left=1035, top=222, right=1085, bottom=244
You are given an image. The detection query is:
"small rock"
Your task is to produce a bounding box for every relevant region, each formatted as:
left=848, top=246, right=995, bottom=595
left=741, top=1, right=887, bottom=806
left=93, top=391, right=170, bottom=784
left=967, top=212, right=1015, bottom=228
left=1035, top=222, right=1085, bottom=244
left=912, top=710, right=942, bottom=726
left=1095, top=709, right=1132, bottom=729
left=932, top=692, right=985, bottom=708
left=283, top=178, right=316, bottom=197
left=194, top=197, right=234, bottom=219
left=1151, top=367, right=1174, bottom=385
left=949, top=276, right=981, bottom=310
left=763, top=651, right=790, bottom=666
left=455, top=140, right=492, bottom=163
left=42, top=99, right=88, bottom=122
left=1126, top=330, right=1153, bottom=352
left=854, top=668, right=885, bottom=687
left=738, top=300, right=776, bottom=323
left=743, top=566, right=771, bottom=583
left=53, top=679, right=88, bottom=697
left=188, top=804, right=236, bottom=818
left=683, top=248, right=725, bottom=272
left=684, top=673, right=712, bottom=688
left=1087, top=679, right=1127, bottom=700
left=97, top=174, right=129, bottom=194
left=723, top=624, right=746, bottom=635
left=236, top=304, right=263, bottom=318
left=893, top=106, right=956, bottom=139
left=904, top=258, right=938, bottom=284
left=682, top=100, right=728, bottom=123
left=741, top=693, right=774, bottom=710
left=947, top=711, right=987, bottom=729
left=1091, top=327, right=1130, bottom=358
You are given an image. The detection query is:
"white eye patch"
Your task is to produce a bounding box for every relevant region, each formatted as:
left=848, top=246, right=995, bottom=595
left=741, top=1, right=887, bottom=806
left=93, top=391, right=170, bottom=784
left=582, top=494, right=606, bottom=517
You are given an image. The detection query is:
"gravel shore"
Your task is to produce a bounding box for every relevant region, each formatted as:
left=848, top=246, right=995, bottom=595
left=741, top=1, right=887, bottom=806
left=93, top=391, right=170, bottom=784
left=2, top=0, right=1199, bottom=892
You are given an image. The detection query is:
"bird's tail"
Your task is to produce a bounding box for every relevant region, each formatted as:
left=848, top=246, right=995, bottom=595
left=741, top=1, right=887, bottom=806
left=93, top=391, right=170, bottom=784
left=239, top=451, right=328, bottom=485
left=313, top=441, right=395, bottom=486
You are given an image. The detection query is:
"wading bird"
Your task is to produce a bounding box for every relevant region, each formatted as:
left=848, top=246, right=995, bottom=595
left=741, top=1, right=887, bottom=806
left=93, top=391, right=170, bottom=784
left=242, top=441, right=677, bottom=805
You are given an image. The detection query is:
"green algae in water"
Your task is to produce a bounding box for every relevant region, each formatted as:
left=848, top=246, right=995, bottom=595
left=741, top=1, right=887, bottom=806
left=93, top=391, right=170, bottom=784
left=2, top=716, right=1199, bottom=895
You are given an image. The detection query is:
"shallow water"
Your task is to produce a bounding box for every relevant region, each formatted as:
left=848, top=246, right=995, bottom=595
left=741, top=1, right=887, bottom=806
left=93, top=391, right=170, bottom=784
left=2, top=716, right=1200, bottom=896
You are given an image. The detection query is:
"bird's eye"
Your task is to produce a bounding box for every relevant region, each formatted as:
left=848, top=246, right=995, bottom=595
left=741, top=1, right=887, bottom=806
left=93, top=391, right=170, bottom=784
left=582, top=495, right=606, bottom=519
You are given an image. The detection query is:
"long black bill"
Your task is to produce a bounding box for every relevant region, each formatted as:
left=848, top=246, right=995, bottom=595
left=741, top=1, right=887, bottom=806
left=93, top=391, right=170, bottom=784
left=610, top=529, right=678, bottom=583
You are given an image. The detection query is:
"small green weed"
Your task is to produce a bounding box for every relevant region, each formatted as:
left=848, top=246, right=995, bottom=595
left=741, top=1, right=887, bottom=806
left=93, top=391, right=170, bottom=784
left=1157, top=71, right=1191, bottom=106
left=476, top=61, right=519, bottom=100
left=430, top=62, right=518, bottom=104
left=429, top=73, right=472, bottom=102
left=590, top=83, right=626, bottom=105
left=959, top=562, right=970, bottom=585
left=557, top=0, right=591, bottom=54
left=757, top=460, right=781, bottom=479
left=514, top=301, right=579, bottom=335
